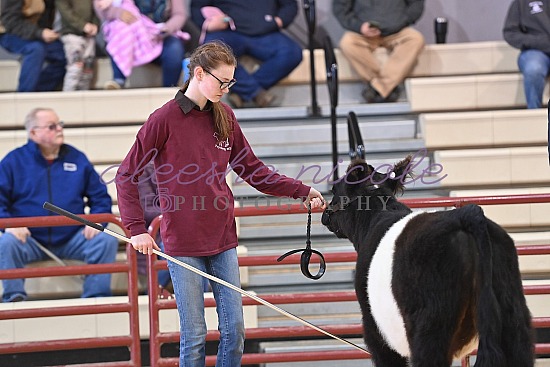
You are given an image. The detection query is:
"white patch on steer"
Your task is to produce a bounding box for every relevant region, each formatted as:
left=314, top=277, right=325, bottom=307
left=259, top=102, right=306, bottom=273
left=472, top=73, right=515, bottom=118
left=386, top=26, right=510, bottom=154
left=367, top=211, right=422, bottom=357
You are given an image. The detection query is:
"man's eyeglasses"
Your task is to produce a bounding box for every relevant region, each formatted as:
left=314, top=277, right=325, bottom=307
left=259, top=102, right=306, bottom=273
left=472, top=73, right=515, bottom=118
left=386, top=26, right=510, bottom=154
left=32, top=121, right=64, bottom=131
left=204, top=69, right=236, bottom=89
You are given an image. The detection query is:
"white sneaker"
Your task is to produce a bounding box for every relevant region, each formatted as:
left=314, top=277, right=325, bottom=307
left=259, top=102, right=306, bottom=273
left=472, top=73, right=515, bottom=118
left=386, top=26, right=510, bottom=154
left=104, top=80, right=122, bottom=90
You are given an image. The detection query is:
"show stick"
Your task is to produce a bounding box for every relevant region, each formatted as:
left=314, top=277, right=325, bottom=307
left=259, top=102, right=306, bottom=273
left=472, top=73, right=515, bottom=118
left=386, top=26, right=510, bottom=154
left=42, top=201, right=369, bottom=354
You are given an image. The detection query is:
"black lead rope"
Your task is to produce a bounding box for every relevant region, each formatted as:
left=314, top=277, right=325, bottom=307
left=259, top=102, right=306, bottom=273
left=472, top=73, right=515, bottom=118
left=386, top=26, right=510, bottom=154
left=277, top=205, right=326, bottom=280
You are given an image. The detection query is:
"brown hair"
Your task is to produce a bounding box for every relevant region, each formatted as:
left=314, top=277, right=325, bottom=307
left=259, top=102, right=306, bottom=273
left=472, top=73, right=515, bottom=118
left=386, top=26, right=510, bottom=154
left=181, top=40, right=237, bottom=140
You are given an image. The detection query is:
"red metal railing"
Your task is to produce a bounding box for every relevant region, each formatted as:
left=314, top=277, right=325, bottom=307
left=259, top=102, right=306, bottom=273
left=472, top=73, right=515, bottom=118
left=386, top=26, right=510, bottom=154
left=147, top=193, right=550, bottom=366
left=0, top=214, right=141, bottom=367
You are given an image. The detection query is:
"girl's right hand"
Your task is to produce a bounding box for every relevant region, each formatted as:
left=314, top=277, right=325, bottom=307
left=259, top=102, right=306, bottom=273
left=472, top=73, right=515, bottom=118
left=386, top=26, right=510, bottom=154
left=131, top=233, right=161, bottom=255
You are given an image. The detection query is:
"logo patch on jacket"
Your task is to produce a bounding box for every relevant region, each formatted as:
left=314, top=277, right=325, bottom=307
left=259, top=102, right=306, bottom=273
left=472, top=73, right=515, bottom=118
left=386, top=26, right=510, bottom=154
left=63, top=162, right=77, bottom=171
left=213, top=133, right=231, bottom=151
left=529, top=1, right=543, bottom=14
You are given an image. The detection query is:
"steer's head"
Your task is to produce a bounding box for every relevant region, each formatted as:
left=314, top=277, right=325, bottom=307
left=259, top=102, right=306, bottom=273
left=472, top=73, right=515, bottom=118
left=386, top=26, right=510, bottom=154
left=321, top=156, right=412, bottom=244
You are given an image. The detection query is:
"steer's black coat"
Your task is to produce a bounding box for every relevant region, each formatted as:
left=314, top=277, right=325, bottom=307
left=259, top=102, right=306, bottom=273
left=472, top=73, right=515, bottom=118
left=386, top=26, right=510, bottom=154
left=321, top=156, right=534, bottom=366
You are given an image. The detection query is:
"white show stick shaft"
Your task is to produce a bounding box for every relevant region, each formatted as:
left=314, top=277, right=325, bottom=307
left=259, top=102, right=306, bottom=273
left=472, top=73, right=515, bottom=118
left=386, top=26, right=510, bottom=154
left=42, top=202, right=369, bottom=354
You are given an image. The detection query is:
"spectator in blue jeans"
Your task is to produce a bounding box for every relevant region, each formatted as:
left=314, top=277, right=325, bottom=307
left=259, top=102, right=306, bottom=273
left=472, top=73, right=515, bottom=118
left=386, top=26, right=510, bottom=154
left=191, top=0, right=302, bottom=108
left=0, top=107, right=119, bottom=302
left=503, top=0, right=550, bottom=109
left=0, top=0, right=66, bottom=92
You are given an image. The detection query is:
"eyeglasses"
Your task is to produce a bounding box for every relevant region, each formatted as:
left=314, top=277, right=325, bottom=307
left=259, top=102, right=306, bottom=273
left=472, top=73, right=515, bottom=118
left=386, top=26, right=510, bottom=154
left=32, top=121, right=64, bottom=131
left=204, top=69, right=236, bottom=89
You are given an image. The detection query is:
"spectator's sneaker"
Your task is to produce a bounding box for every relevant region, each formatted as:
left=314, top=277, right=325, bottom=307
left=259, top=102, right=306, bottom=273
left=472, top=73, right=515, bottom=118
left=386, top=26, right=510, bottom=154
left=228, top=93, right=244, bottom=108
left=7, top=294, right=25, bottom=302
left=253, top=89, right=276, bottom=108
left=158, top=285, right=174, bottom=299
left=361, top=84, right=385, bottom=103
left=362, top=84, right=401, bottom=103
left=384, top=86, right=401, bottom=103
left=104, top=80, right=123, bottom=90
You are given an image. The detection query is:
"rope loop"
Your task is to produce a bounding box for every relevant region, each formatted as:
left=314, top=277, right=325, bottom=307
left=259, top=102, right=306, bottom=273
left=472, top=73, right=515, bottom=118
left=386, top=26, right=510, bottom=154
left=277, top=205, right=326, bottom=280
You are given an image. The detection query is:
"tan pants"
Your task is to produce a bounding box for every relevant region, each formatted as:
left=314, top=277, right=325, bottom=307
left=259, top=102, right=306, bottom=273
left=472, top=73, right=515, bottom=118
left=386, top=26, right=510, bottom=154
left=339, top=27, right=425, bottom=98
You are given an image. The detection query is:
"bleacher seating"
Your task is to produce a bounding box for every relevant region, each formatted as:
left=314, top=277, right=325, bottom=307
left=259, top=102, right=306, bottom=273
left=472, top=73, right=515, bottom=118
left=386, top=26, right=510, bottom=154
left=1, top=39, right=549, bottom=365
left=0, top=293, right=258, bottom=343
left=421, top=108, right=548, bottom=149
left=0, top=41, right=520, bottom=93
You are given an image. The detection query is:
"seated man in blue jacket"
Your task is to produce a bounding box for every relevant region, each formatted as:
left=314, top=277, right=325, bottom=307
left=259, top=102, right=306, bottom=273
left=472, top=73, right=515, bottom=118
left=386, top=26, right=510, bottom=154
left=0, top=107, right=119, bottom=302
left=191, top=0, right=302, bottom=108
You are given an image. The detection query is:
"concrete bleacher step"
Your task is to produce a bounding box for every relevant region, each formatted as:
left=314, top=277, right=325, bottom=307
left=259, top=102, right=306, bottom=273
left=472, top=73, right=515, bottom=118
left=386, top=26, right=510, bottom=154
left=275, top=41, right=518, bottom=88
left=0, top=41, right=519, bottom=93
left=0, top=86, right=413, bottom=130
left=0, top=294, right=258, bottom=343
left=241, top=114, right=420, bottom=158
left=433, top=146, right=550, bottom=188
left=0, top=125, right=140, bottom=165
left=407, top=73, right=550, bottom=112
left=0, top=88, right=175, bottom=128
left=420, top=108, right=548, bottom=149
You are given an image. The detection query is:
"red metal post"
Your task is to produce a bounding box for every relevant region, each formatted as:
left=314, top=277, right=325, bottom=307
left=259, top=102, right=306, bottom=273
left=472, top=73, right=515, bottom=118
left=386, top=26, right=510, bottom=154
left=0, top=214, right=141, bottom=367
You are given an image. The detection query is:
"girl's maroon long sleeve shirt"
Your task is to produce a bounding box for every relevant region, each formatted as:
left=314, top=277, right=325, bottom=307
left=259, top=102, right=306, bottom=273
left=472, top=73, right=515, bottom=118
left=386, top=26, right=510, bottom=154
left=116, top=91, right=310, bottom=257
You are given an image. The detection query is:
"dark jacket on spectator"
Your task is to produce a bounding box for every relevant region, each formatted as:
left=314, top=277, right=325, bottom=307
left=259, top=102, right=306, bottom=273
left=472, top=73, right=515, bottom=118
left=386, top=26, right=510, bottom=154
left=55, top=0, right=99, bottom=36
left=503, top=0, right=550, bottom=54
left=191, top=0, right=297, bottom=36
left=333, top=0, right=424, bottom=37
left=1, top=0, right=56, bottom=39
left=0, top=140, right=113, bottom=246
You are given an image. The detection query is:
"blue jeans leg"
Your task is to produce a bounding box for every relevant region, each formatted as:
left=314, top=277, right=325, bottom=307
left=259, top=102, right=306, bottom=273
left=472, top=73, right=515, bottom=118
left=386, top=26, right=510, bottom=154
left=110, top=56, right=127, bottom=86
left=167, top=248, right=245, bottom=367
left=205, top=31, right=301, bottom=101
left=36, top=40, right=66, bottom=92
left=0, top=233, right=46, bottom=302
left=518, top=49, right=550, bottom=109
left=0, top=34, right=66, bottom=92
left=55, top=230, right=119, bottom=298
left=157, top=36, right=185, bottom=87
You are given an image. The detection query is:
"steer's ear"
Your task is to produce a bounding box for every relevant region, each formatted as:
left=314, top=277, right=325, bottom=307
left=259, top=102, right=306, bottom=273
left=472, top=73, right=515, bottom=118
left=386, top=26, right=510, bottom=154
left=345, top=159, right=373, bottom=185
left=387, top=155, right=413, bottom=195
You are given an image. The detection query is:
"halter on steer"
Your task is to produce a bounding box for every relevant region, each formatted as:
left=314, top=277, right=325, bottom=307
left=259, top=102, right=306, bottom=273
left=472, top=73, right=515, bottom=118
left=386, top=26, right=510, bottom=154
left=42, top=201, right=368, bottom=354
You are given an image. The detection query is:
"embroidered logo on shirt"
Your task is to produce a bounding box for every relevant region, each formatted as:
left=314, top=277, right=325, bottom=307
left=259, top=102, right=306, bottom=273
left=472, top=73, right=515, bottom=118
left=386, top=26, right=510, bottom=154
left=213, top=133, right=231, bottom=151
left=529, top=1, right=544, bottom=14
left=63, top=162, right=77, bottom=171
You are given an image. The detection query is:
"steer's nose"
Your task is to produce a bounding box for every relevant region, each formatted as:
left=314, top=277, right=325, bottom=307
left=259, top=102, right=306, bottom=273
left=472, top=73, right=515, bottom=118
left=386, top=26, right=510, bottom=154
left=321, top=210, right=330, bottom=226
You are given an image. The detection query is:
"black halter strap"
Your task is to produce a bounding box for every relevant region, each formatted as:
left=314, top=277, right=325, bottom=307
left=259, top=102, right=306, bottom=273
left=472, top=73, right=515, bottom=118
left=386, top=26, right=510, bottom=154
left=277, top=205, right=326, bottom=280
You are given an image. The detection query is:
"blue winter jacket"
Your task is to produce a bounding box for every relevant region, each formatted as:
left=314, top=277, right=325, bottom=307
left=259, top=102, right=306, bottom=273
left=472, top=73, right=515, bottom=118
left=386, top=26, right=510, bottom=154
left=0, top=140, right=113, bottom=246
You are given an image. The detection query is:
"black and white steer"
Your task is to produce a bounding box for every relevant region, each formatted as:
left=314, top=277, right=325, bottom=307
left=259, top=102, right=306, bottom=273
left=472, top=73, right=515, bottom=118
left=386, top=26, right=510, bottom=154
left=321, top=156, right=534, bottom=367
